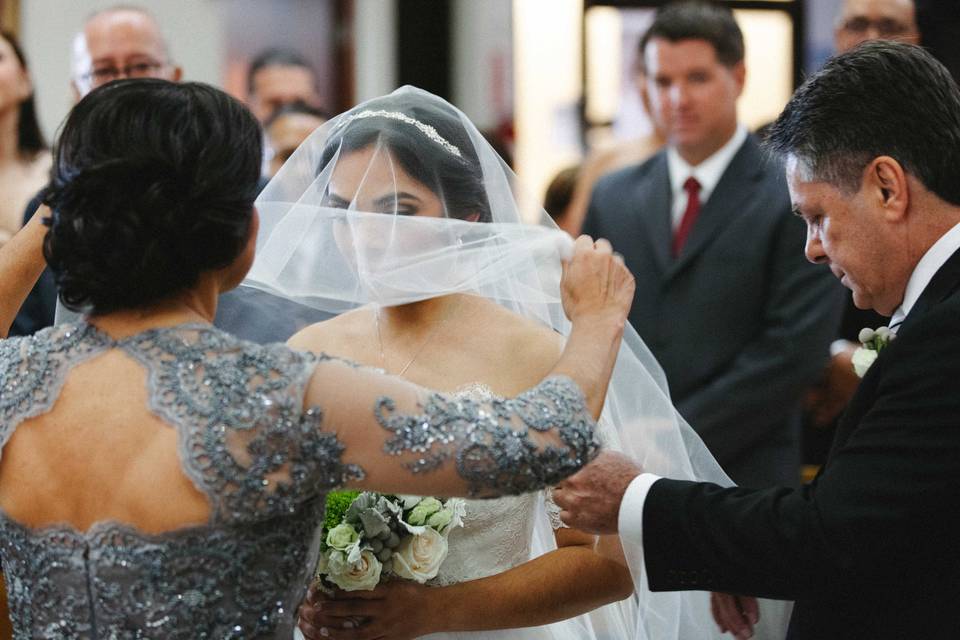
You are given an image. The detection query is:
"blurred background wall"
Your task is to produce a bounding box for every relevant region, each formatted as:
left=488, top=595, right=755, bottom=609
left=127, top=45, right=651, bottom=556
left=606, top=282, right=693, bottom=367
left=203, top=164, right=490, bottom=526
left=6, top=0, right=957, bottom=218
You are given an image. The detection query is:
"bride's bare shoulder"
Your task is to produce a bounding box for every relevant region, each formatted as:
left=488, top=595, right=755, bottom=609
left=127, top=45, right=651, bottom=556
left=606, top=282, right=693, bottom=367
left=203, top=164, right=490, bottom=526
left=287, top=308, right=372, bottom=354
left=468, top=297, right=564, bottom=364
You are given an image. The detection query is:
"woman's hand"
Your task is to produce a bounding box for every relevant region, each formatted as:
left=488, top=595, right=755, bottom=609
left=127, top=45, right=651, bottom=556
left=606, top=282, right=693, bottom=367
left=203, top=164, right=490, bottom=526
left=298, top=581, right=441, bottom=640
left=560, top=234, right=634, bottom=326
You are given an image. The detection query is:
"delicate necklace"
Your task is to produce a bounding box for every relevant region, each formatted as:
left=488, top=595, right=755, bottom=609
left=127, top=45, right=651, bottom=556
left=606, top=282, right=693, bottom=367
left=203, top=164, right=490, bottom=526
left=374, top=300, right=460, bottom=377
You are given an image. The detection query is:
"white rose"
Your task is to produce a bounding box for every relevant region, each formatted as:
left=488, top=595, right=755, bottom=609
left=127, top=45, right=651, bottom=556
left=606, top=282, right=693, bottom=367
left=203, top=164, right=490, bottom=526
left=326, top=523, right=360, bottom=552
left=851, top=347, right=878, bottom=378
left=326, top=549, right=382, bottom=592
left=392, top=528, right=449, bottom=583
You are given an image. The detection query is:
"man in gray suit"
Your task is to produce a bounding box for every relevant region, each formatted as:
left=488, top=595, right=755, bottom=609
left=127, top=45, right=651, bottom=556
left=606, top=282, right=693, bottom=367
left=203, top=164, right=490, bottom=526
left=582, top=1, right=842, bottom=488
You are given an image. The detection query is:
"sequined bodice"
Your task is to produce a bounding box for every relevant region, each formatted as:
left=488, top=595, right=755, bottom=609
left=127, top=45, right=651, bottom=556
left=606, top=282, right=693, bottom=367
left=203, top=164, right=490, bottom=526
left=0, top=323, right=354, bottom=639
left=0, top=323, right=598, bottom=639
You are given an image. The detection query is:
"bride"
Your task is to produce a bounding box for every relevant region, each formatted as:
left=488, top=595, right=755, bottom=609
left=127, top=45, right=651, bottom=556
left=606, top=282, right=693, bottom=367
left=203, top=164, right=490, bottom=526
left=0, top=80, right=633, bottom=638
left=241, top=86, right=733, bottom=640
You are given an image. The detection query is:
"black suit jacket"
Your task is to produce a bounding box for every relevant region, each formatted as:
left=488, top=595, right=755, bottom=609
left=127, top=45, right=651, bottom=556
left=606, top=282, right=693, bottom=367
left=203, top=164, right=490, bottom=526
left=642, top=247, right=960, bottom=638
left=583, top=136, right=843, bottom=487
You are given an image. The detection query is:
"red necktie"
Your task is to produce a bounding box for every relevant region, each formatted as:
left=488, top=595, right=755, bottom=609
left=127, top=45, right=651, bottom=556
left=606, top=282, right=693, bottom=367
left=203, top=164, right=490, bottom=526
left=672, top=176, right=702, bottom=257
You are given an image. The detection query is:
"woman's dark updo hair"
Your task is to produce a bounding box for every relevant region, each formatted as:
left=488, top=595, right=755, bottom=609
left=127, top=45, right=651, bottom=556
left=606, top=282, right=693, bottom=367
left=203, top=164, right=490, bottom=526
left=1, top=30, right=46, bottom=156
left=43, top=79, right=262, bottom=315
left=320, top=88, right=492, bottom=222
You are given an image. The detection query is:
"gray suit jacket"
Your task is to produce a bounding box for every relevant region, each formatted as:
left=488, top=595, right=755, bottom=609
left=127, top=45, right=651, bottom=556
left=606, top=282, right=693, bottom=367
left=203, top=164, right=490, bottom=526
left=583, top=135, right=843, bottom=487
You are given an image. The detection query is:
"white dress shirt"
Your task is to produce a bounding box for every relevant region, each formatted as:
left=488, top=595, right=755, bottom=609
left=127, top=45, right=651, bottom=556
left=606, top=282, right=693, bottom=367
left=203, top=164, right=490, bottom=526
left=620, top=219, right=960, bottom=552
left=665, top=124, right=749, bottom=230
left=889, top=220, right=960, bottom=330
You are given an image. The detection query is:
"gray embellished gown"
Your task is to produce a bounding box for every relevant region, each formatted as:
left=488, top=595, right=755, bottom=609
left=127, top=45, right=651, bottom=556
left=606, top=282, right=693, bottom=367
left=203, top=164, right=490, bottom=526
left=0, top=323, right=598, bottom=639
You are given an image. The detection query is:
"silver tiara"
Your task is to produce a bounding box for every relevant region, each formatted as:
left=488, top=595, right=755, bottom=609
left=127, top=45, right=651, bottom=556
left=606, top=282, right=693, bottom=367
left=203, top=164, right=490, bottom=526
left=335, top=109, right=463, bottom=157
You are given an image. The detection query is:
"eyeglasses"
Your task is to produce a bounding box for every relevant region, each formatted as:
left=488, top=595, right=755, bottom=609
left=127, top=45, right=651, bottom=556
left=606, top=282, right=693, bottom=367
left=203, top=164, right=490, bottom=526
left=839, top=16, right=911, bottom=38
left=83, top=61, right=167, bottom=87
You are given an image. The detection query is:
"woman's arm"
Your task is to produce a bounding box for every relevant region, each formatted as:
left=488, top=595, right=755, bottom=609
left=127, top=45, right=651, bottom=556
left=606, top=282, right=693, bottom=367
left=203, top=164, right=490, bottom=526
left=0, top=206, right=48, bottom=338
left=299, top=529, right=632, bottom=639
left=303, top=237, right=633, bottom=499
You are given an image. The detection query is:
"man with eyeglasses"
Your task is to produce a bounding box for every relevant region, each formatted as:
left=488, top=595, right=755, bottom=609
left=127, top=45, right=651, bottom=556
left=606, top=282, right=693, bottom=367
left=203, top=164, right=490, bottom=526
left=10, top=5, right=182, bottom=337
left=72, top=6, right=182, bottom=98
left=835, top=0, right=919, bottom=54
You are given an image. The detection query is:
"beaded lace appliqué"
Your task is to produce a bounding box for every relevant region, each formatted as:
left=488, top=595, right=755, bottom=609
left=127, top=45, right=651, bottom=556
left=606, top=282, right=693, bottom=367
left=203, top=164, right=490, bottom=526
left=374, top=376, right=599, bottom=498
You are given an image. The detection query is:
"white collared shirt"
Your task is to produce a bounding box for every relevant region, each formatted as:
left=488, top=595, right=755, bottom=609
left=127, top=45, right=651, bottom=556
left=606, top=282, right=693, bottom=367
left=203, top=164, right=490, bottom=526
left=621, top=221, right=960, bottom=554
left=665, top=124, right=749, bottom=230
left=889, top=220, right=960, bottom=330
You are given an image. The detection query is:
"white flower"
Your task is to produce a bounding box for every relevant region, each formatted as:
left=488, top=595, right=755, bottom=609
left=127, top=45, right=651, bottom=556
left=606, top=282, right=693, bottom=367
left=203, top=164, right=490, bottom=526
left=392, top=528, right=449, bottom=583
left=442, top=498, right=466, bottom=533
left=326, top=549, right=382, bottom=591
left=427, top=498, right=466, bottom=534
left=398, top=495, right=424, bottom=510
left=852, top=347, right=878, bottom=378
left=326, top=523, right=360, bottom=551
left=858, top=327, right=876, bottom=344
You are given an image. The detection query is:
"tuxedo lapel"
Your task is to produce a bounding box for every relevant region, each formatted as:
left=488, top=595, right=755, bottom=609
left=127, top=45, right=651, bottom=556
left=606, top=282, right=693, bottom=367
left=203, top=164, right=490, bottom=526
left=827, top=246, right=960, bottom=460
left=666, top=137, right=764, bottom=280
left=897, top=246, right=960, bottom=335
left=632, top=154, right=673, bottom=275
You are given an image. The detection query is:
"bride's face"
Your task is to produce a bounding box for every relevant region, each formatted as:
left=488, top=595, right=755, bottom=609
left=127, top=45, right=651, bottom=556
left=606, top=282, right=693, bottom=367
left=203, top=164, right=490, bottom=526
left=324, top=144, right=445, bottom=218
left=325, top=144, right=457, bottom=299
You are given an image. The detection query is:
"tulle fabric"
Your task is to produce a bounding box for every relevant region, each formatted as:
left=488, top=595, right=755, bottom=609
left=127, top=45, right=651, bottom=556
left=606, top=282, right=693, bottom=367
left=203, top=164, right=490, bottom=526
left=237, top=85, right=735, bottom=639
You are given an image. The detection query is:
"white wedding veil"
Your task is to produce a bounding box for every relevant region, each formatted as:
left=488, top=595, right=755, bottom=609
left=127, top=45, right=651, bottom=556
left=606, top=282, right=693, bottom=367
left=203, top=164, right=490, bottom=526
left=239, top=85, right=734, bottom=639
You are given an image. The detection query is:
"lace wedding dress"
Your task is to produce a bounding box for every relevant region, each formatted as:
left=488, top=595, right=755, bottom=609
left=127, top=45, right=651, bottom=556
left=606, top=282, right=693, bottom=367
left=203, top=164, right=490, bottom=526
left=0, top=323, right=598, bottom=639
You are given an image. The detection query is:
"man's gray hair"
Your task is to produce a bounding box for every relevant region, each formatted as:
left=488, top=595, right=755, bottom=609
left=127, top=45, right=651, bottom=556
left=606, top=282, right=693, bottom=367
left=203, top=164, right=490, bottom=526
left=70, top=4, right=172, bottom=81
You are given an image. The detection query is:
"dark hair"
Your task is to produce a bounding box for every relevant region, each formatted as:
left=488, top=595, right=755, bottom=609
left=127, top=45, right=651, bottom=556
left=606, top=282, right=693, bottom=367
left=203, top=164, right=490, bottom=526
left=43, top=79, right=263, bottom=314
left=247, top=48, right=315, bottom=95
left=1, top=31, right=46, bottom=157
left=264, top=100, right=329, bottom=129
left=638, top=1, right=744, bottom=69
left=767, top=41, right=960, bottom=205
left=320, top=89, right=492, bottom=222
left=543, top=165, right=580, bottom=223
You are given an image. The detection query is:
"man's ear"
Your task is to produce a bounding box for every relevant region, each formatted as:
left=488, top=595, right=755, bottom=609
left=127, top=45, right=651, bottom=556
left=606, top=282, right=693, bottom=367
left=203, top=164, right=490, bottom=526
left=865, top=156, right=909, bottom=222
left=731, top=61, right=746, bottom=97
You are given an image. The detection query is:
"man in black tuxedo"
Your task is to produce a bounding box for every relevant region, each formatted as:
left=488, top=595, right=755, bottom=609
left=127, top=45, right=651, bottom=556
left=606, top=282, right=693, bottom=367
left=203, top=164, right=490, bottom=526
left=582, top=2, right=842, bottom=489
left=556, top=41, right=960, bottom=639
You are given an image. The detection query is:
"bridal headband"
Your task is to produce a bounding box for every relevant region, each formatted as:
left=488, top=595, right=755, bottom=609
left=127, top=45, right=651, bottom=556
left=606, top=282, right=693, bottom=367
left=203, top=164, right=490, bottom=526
left=333, top=109, right=464, bottom=158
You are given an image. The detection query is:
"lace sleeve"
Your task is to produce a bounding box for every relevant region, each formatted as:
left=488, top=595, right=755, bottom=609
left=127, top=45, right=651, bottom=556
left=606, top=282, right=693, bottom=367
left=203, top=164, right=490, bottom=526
left=303, top=356, right=600, bottom=499
left=543, top=410, right=620, bottom=529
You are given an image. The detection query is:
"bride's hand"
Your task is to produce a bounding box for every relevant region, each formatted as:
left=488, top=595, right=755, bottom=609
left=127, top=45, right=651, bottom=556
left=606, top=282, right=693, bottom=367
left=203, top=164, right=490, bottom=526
left=560, top=235, right=634, bottom=326
left=297, top=581, right=439, bottom=640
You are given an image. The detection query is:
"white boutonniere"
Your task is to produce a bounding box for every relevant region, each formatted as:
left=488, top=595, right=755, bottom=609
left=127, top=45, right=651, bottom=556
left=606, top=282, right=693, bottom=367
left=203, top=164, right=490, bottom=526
left=852, top=326, right=895, bottom=378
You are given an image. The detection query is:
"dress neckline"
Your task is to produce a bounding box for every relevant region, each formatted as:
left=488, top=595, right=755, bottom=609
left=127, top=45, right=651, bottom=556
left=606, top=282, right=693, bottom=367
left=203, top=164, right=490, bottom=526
left=69, top=319, right=217, bottom=345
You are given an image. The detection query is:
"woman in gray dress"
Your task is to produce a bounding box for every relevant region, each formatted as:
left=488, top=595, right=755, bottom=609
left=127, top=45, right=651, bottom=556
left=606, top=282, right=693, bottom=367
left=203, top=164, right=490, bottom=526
left=0, top=79, right=633, bottom=638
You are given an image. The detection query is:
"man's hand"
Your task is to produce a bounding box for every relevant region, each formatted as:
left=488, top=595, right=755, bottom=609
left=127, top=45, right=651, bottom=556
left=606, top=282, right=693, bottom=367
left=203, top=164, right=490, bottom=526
left=553, top=450, right=642, bottom=534
left=711, top=592, right=759, bottom=639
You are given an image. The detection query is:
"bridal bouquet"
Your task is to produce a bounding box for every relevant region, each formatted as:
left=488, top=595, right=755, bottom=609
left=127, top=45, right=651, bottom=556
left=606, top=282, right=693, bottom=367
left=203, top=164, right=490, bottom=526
left=315, top=491, right=466, bottom=591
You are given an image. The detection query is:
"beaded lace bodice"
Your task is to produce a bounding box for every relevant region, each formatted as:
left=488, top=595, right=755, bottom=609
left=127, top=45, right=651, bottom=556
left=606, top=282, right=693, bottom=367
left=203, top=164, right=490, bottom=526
left=432, top=384, right=563, bottom=587
left=0, top=323, right=597, bottom=639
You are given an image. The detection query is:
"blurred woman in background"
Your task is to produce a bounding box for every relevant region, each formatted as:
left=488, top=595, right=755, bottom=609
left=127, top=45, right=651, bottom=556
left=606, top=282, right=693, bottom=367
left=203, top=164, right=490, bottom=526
left=0, top=31, right=48, bottom=247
